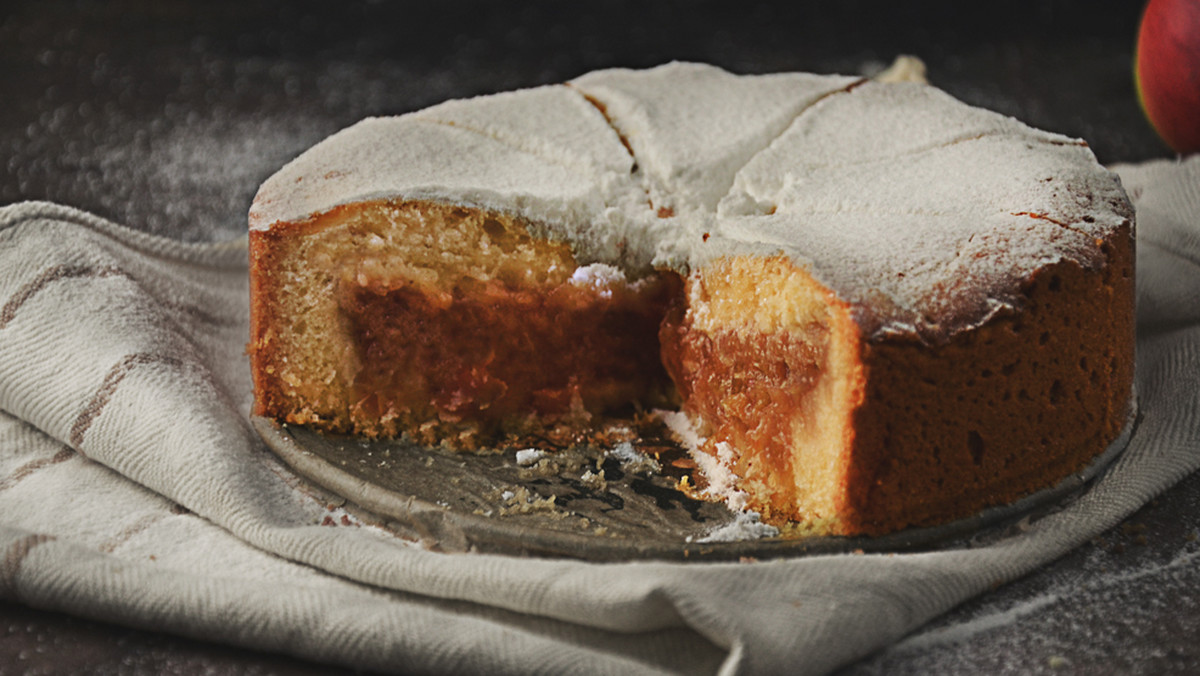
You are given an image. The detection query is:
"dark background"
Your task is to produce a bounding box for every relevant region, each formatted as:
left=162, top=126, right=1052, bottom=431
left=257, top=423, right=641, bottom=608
left=2, top=0, right=1197, bottom=674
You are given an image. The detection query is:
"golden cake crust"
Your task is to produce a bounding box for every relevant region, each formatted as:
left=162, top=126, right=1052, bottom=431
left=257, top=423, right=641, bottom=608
left=842, top=224, right=1135, bottom=534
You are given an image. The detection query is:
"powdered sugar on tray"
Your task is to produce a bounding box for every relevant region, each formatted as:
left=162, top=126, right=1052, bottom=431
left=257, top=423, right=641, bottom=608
left=699, top=510, right=779, bottom=543
left=514, top=448, right=547, bottom=466
left=693, top=441, right=745, bottom=510
left=656, top=409, right=705, bottom=453
left=606, top=440, right=661, bottom=474
left=656, top=409, right=779, bottom=542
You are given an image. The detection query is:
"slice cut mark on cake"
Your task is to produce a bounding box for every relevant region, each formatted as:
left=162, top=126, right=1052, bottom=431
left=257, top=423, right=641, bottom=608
left=569, top=62, right=864, bottom=214
left=410, top=84, right=636, bottom=178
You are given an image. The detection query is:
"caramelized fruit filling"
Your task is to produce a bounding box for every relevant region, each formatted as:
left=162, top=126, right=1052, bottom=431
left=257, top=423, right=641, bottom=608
left=661, top=320, right=829, bottom=502
left=341, top=271, right=682, bottom=429
left=654, top=255, right=859, bottom=526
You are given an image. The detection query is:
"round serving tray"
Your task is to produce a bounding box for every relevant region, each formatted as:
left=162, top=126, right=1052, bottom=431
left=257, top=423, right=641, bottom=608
left=252, top=397, right=1137, bottom=562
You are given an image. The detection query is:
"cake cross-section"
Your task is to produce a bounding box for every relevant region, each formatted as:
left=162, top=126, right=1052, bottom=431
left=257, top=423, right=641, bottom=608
left=248, top=63, right=1135, bottom=537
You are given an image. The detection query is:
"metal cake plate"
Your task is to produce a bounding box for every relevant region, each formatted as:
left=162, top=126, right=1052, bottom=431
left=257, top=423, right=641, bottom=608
left=252, top=396, right=1137, bottom=562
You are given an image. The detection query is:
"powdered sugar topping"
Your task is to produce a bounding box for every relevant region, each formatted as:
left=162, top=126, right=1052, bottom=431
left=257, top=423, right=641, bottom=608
left=569, top=262, right=627, bottom=290
left=253, top=62, right=1131, bottom=344
left=657, top=410, right=779, bottom=541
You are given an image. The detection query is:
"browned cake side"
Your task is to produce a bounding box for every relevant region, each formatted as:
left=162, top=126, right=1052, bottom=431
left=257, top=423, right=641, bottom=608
left=657, top=223, right=1134, bottom=536
left=841, top=222, right=1135, bottom=535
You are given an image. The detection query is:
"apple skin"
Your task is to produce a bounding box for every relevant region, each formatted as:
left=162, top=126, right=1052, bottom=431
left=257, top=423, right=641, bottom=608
left=1136, top=0, right=1200, bottom=155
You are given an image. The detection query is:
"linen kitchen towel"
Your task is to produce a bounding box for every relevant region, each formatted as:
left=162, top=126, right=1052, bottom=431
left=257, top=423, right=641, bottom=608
left=1, top=156, right=1198, bottom=675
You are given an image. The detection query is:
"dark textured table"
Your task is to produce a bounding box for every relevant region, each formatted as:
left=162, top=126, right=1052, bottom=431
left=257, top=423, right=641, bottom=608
left=3, top=1, right=1196, bottom=673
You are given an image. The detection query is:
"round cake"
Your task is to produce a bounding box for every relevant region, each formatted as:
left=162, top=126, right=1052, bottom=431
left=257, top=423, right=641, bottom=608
left=248, top=62, right=1135, bottom=537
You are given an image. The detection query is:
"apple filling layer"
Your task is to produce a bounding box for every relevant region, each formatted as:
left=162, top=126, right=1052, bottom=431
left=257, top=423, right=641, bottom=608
left=340, top=269, right=681, bottom=433
left=659, top=255, right=865, bottom=529
left=249, top=199, right=684, bottom=442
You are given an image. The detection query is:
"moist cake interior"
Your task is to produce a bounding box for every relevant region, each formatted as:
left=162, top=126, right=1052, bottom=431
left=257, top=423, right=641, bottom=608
left=250, top=196, right=1133, bottom=535
left=249, top=64, right=1136, bottom=538
left=659, top=255, right=864, bottom=530
left=252, top=199, right=681, bottom=446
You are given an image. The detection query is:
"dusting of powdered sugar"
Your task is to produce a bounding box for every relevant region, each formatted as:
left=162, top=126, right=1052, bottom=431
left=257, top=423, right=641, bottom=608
left=887, top=592, right=1066, bottom=654
left=844, top=479, right=1200, bottom=676
left=698, top=510, right=779, bottom=543
left=514, top=448, right=546, bottom=467
left=656, top=409, right=706, bottom=453
left=253, top=63, right=1127, bottom=344
left=695, top=441, right=745, bottom=510
left=568, top=262, right=627, bottom=293
left=656, top=409, right=779, bottom=542
left=891, top=545, right=1200, bottom=655
left=607, top=440, right=661, bottom=474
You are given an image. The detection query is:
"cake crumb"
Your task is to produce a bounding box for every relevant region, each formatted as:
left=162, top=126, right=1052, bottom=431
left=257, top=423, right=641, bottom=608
left=580, top=468, right=607, bottom=491
left=1120, top=521, right=1146, bottom=535
left=606, top=441, right=661, bottom=474
left=498, top=486, right=563, bottom=517
left=515, top=448, right=546, bottom=466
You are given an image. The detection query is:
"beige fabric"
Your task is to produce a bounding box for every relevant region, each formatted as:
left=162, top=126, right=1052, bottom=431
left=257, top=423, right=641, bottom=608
left=1, top=156, right=1198, bottom=675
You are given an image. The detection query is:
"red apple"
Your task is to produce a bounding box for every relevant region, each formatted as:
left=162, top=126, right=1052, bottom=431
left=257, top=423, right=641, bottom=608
left=1135, top=0, right=1200, bottom=154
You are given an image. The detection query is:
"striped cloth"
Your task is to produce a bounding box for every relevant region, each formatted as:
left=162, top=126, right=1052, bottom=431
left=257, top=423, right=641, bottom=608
left=1, top=156, right=1198, bottom=675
